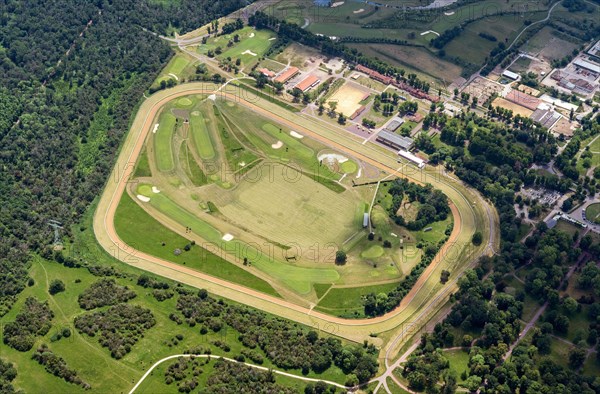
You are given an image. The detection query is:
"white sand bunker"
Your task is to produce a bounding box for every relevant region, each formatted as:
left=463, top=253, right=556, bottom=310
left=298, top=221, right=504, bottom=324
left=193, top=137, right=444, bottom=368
left=208, top=94, right=216, bottom=101
left=353, top=8, right=364, bottom=13
left=222, top=233, right=234, bottom=241
left=268, top=37, right=276, bottom=41
left=331, top=1, right=344, bottom=7
left=444, top=11, right=455, bottom=15
left=421, top=30, right=440, bottom=36
left=168, top=73, right=179, bottom=81
left=249, top=32, right=255, bottom=38
left=272, top=140, right=283, bottom=149
left=290, top=130, right=304, bottom=139
left=241, top=49, right=257, bottom=56
left=152, top=124, right=159, bottom=134
left=152, top=186, right=160, bottom=193
left=238, top=161, right=246, bottom=167
left=137, top=195, right=150, bottom=202
left=318, top=153, right=348, bottom=164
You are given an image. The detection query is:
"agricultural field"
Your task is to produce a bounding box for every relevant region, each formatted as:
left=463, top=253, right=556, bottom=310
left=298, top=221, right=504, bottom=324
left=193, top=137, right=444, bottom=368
left=522, top=26, right=581, bottom=62
left=346, top=43, right=464, bottom=83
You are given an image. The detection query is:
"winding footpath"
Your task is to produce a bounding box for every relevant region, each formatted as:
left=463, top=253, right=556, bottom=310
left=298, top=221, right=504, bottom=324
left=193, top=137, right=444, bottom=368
left=93, top=82, right=499, bottom=389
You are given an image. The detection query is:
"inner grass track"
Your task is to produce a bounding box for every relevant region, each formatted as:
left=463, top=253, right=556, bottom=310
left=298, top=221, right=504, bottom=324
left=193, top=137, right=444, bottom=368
left=94, top=82, right=499, bottom=358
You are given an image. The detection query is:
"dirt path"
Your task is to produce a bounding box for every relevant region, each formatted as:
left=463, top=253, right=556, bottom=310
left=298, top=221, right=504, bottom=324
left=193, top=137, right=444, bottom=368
left=93, top=83, right=496, bottom=356
left=129, top=354, right=347, bottom=394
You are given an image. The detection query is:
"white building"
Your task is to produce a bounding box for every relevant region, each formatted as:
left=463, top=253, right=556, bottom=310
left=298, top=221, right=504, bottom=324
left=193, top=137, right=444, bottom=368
left=398, top=150, right=425, bottom=169
left=502, top=70, right=520, bottom=81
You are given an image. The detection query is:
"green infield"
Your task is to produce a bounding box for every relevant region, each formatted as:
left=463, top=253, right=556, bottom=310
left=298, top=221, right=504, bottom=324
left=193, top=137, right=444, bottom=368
left=315, top=282, right=399, bottom=317
left=115, top=192, right=280, bottom=297
left=153, top=111, right=177, bottom=172
left=134, top=183, right=340, bottom=294
left=189, top=111, right=215, bottom=160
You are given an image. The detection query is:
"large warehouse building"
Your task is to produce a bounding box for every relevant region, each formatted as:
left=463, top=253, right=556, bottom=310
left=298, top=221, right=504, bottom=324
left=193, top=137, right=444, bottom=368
left=375, top=130, right=414, bottom=151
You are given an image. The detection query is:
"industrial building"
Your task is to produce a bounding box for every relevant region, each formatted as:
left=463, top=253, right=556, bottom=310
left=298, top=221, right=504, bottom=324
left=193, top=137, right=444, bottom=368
left=573, top=58, right=600, bottom=74
left=375, top=130, right=414, bottom=151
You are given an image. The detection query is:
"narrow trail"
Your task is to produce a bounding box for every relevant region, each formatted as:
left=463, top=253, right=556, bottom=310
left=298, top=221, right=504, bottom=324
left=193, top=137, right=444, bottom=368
left=129, top=354, right=348, bottom=394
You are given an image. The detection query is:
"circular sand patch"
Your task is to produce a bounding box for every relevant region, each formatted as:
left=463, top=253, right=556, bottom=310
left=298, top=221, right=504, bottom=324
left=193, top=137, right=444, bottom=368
left=152, top=186, right=161, bottom=194
left=272, top=141, right=283, bottom=149
left=249, top=32, right=255, bottom=38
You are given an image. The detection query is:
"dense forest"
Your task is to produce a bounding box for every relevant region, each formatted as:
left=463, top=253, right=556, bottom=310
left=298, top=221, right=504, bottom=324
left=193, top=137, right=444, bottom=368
left=403, top=225, right=600, bottom=393
left=0, top=0, right=246, bottom=316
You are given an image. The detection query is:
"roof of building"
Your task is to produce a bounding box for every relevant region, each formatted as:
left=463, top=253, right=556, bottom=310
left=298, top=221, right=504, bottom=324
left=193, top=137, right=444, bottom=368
left=376, top=130, right=414, bottom=150
left=573, top=58, right=600, bottom=74
left=505, top=89, right=541, bottom=110
left=295, top=75, right=320, bottom=92
left=531, top=108, right=561, bottom=130
left=398, top=149, right=425, bottom=166
left=363, top=213, right=369, bottom=227
left=502, top=70, right=520, bottom=80
left=259, top=68, right=275, bottom=78
left=384, top=119, right=404, bottom=132
left=274, top=66, right=299, bottom=83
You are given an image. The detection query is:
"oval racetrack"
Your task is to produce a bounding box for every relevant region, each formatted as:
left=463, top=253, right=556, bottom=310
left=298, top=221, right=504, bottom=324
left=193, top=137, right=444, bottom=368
left=93, top=82, right=499, bottom=360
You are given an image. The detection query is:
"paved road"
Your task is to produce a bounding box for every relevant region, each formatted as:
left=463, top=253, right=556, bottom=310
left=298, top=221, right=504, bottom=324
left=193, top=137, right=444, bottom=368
left=93, top=82, right=498, bottom=362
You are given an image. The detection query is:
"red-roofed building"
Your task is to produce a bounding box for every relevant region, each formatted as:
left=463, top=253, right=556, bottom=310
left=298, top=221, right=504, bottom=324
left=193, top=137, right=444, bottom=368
left=505, top=90, right=541, bottom=110
left=259, top=68, right=275, bottom=78
left=274, top=67, right=299, bottom=83
left=294, top=75, right=320, bottom=92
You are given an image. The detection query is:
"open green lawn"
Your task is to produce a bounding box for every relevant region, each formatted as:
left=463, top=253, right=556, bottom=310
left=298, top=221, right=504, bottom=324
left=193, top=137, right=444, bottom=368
left=133, top=185, right=341, bottom=294
left=541, top=337, right=573, bottom=369
left=189, top=111, right=215, bottom=160
left=0, top=252, right=351, bottom=393
left=583, top=352, right=600, bottom=378
left=153, top=53, right=195, bottom=86
left=154, top=111, right=177, bottom=172
left=219, top=28, right=276, bottom=69
left=316, top=282, right=399, bottom=317
left=585, top=203, right=600, bottom=224
left=135, top=147, right=152, bottom=177
left=115, top=192, right=280, bottom=297
left=443, top=349, right=470, bottom=382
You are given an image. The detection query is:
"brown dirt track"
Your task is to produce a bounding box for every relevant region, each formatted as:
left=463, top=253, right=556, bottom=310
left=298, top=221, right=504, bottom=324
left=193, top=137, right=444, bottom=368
left=94, top=82, right=498, bottom=360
